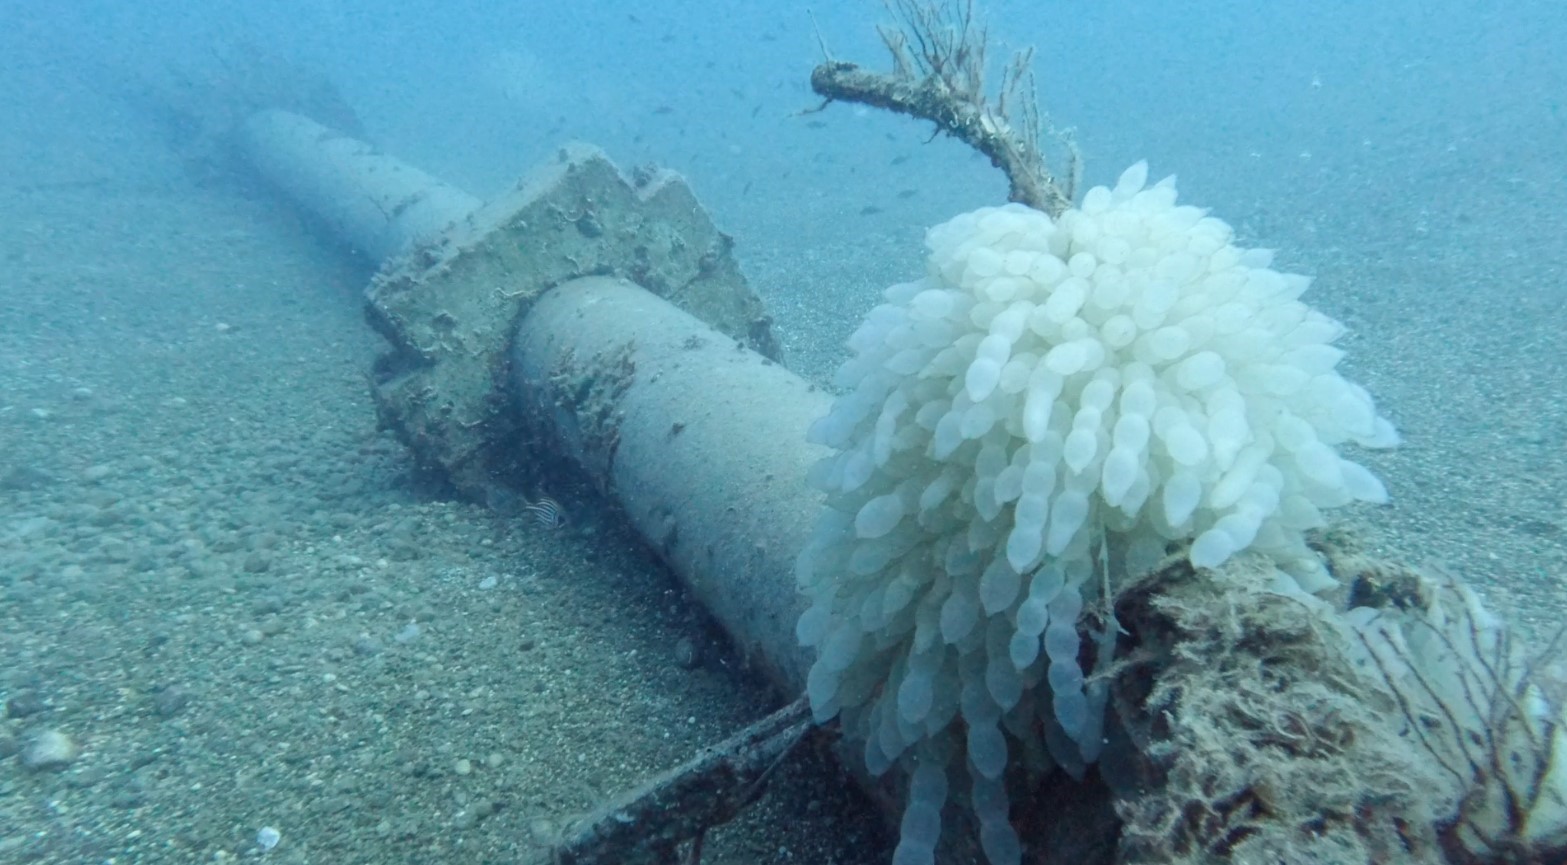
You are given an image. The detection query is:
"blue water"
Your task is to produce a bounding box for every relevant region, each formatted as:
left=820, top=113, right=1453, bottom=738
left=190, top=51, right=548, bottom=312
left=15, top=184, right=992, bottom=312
left=11, top=0, right=1562, bottom=230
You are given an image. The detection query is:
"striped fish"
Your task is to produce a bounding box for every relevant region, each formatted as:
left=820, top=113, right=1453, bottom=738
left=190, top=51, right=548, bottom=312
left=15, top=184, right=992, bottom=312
left=524, top=495, right=566, bottom=530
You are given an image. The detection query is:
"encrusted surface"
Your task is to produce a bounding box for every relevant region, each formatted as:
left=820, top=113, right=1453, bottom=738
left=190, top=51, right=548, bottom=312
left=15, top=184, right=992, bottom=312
left=364, top=143, right=779, bottom=495
left=1110, top=551, right=1443, bottom=865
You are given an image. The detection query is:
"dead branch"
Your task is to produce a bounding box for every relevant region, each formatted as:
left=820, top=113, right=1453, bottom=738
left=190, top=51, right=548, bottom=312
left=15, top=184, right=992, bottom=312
left=809, top=0, right=1078, bottom=217
left=542, top=696, right=815, bottom=865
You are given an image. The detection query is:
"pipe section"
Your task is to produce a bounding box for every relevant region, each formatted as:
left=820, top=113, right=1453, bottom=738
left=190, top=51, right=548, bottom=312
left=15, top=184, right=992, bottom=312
left=510, top=275, right=830, bottom=693
left=236, top=109, right=481, bottom=262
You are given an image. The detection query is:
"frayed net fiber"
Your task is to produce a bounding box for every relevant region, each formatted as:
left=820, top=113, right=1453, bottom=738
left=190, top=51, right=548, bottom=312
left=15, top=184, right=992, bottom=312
left=796, top=163, right=1397, bottom=865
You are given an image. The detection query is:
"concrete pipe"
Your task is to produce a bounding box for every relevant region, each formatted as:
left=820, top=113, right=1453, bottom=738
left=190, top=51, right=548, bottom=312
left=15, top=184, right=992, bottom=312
left=236, top=109, right=481, bottom=262
left=509, top=275, right=829, bottom=694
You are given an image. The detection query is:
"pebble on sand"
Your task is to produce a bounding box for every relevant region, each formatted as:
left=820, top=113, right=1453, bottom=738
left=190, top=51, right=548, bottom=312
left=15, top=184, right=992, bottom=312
left=20, top=729, right=78, bottom=772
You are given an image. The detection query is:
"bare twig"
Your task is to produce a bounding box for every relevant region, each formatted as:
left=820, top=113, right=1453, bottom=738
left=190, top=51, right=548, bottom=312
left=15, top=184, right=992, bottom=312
left=809, top=0, right=1078, bottom=216
left=807, top=9, right=834, bottom=62
left=543, top=696, right=815, bottom=865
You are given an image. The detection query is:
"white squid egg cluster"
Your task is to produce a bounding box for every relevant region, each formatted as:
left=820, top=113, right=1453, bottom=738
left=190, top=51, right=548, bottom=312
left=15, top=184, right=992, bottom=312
left=796, top=162, right=1397, bottom=865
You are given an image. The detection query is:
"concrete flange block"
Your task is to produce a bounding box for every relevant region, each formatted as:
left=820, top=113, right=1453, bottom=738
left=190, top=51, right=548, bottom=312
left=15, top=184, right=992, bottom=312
left=364, top=143, right=781, bottom=495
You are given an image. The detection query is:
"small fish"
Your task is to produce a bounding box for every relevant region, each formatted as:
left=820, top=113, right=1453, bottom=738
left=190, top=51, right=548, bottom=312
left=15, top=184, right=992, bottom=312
left=859, top=205, right=883, bottom=216
left=653, top=105, right=675, bottom=115
left=524, top=495, right=566, bottom=530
